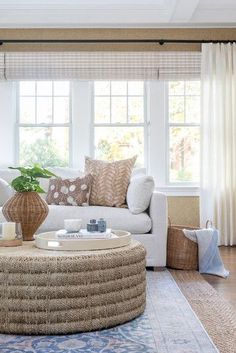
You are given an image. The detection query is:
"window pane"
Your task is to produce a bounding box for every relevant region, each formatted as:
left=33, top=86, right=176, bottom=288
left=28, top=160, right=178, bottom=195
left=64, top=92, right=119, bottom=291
left=37, top=81, right=52, bottom=96
left=19, top=97, right=35, bottom=123
left=54, top=81, right=70, bottom=96
left=128, top=81, right=144, bottom=95
left=19, top=127, right=69, bottom=167
left=185, top=81, right=200, bottom=95
left=54, top=97, right=69, bottom=123
left=20, top=81, right=35, bottom=96
left=94, top=81, right=110, bottom=96
left=94, top=126, right=144, bottom=166
left=186, top=96, right=200, bottom=123
left=111, top=97, right=127, bottom=123
left=37, top=97, right=52, bottom=124
left=169, top=96, right=184, bottom=123
left=111, top=81, right=127, bottom=95
left=169, top=127, right=200, bottom=182
left=128, top=97, right=144, bottom=123
left=94, top=97, right=110, bottom=123
left=169, top=81, right=184, bottom=95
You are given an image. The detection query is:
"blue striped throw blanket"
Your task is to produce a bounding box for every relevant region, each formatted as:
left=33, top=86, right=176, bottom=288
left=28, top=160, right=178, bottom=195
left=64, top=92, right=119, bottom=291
left=183, top=228, right=229, bottom=278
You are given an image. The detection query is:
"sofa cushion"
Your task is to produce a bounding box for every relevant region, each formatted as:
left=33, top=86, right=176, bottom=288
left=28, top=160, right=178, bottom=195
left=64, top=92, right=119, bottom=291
left=127, top=175, right=155, bottom=214
left=0, top=168, right=84, bottom=200
left=132, top=168, right=146, bottom=177
left=34, top=205, right=152, bottom=234
left=0, top=178, right=14, bottom=206
left=0, top=169, right=19, bottom=184
left=85, top=156, right=136, bottom=208
left=39, top=167, right=84, bottom=198
left=46, top=174, right=93, bottom=206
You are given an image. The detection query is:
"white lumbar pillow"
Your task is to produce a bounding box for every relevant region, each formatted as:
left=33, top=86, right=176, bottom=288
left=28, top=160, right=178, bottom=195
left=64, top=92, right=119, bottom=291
left=127, top=175, right=155, bottom=214
left=0, top=178, right=14, bottom=206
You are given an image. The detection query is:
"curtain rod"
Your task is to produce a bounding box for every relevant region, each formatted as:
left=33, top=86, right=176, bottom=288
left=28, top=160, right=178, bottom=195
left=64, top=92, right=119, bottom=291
left=0, top=39, right=235, bottom=45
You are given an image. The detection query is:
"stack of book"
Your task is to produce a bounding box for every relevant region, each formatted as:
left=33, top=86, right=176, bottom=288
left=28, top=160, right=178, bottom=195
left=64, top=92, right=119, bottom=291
left=55, top=228, right=114, bottom=239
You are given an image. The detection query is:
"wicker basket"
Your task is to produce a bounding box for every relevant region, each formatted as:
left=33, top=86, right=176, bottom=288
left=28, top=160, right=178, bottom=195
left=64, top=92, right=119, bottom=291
left=2, top=192, right=49, bottom=241
left=167, top=219, right=212, bottom=270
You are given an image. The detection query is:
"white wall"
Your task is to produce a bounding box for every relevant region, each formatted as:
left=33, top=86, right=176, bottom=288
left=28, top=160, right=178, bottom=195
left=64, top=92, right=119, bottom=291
left=71, top=81, right=93, bottom=170
left=0, top=82, right=16, bottom=167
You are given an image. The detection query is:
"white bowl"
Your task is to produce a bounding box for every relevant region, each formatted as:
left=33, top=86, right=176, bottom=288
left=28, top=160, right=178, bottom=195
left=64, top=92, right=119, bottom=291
left=64, top=219, right=82, bottom=232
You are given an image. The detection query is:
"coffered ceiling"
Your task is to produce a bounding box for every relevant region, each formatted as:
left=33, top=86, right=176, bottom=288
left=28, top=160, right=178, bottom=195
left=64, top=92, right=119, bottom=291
left=0, top=0, right=235, bottom=28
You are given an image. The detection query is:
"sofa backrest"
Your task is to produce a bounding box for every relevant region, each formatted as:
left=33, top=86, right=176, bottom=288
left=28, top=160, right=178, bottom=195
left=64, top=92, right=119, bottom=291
left=0, top=167, right=84, bottom=199
left=0, top=169, right=20, bottom=184
left=0, top=166, right=146, bottom=199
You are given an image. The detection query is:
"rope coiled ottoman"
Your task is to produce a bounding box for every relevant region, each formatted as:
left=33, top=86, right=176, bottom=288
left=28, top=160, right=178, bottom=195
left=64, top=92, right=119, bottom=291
left=0, top=240, right=146, bottom=335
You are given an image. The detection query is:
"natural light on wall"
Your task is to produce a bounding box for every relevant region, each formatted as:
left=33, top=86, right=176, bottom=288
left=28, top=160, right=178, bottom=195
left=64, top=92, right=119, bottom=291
left=93, top=81, right=146, bottom=167
left=168, top=81, right=200, bottom=183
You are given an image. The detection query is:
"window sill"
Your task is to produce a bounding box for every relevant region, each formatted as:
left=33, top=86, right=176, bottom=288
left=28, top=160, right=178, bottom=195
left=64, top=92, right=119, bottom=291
left=156, top=186, right=200, bottom=197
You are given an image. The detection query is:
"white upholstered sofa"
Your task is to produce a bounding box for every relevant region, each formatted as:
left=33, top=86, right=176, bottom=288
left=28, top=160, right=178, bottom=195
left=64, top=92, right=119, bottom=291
left=0, top=167, right=168, bottom=267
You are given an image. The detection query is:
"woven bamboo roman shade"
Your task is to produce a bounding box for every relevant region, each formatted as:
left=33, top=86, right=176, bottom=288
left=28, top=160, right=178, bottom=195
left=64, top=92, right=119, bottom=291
left=158, top=52, right=201, bottom=80
left=0, top=53, right=5, bottom=80
left=1, top=51, right=201, bottom=80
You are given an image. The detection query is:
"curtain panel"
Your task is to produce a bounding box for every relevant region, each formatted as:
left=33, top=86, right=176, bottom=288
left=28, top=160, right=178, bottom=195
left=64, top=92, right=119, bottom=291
left=200, top=43, right=236, bottom=245
left=0, top=51, right=201, bottom=81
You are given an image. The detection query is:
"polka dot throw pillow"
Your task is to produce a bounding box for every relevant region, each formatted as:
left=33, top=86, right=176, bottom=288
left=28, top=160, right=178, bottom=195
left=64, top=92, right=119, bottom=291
left=46, top=174, right=93, bottom=206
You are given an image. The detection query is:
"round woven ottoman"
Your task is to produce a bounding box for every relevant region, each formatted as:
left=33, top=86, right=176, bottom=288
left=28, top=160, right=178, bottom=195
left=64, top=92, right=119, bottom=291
left=0, top=240, right=146, bottom=335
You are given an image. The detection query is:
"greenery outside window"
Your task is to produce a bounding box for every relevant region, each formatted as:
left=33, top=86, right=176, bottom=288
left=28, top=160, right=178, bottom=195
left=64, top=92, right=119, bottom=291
left=18, top=81, right=71, bottom=167
left=167, top=81, right=200, bottom=184
left=93, top=81, right=147, bottom=167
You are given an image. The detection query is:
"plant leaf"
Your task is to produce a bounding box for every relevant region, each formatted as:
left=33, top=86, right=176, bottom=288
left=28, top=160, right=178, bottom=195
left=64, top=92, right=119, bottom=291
left=9, top=164, right=57, bottom=192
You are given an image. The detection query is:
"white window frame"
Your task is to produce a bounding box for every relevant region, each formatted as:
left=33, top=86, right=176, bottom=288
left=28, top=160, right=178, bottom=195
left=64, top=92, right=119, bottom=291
left=16, top=81, right=72, bottom=167
left=166, top=81, right=200, bottom=187
left=147, top=81, right=200, bottom=196
left=13, top=80, right=200, bottom=197
left=92, top=81, right=149, bottom=170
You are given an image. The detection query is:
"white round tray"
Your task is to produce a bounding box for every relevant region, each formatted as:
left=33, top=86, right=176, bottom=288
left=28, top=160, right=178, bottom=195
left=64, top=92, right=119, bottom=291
left=35, top=230, right=131, bottom=251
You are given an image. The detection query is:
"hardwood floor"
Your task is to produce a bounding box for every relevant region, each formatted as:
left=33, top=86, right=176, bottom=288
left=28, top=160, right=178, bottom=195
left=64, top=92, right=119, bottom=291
left=203, top=246, right=236, bottom=309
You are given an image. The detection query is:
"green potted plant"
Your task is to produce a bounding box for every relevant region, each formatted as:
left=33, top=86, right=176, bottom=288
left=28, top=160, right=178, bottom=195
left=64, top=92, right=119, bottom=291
left=2, top=165, right=56, bottom=241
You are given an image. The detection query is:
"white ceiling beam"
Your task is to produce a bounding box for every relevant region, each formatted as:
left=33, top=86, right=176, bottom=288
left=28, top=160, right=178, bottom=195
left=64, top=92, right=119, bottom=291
left=170, top=0, right=200, bottom=22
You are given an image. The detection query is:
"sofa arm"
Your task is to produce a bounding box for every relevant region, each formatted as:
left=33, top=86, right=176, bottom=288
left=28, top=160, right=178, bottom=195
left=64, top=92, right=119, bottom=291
left=148, top=191, right=168, bottom=265
left=149, top=191, right=168, bottom=233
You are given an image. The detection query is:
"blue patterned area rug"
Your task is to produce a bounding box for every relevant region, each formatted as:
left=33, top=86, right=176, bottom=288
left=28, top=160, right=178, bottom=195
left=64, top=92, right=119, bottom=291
left=0, top=270, right=218, bottom=353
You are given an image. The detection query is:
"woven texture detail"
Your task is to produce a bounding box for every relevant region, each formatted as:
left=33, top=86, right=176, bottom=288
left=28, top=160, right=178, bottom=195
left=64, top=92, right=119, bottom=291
left=167, top=225, right=198, bottom=270
left=2, top=192, right=49, bottom=241
left=1, top=51, right=201, bottom=81
left=0, top=240, right=146, bottom=335
left=85, top=156, right=136, bottom=207
left=0, top=53, right=4, bottom=80
left=172, top=270, right=236, bottom=353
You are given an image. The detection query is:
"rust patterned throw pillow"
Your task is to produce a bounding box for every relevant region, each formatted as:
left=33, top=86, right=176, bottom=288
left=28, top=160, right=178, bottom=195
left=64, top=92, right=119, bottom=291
left=46, top=174, right=93, bottom=206
left=85, top=156, right=137, bottom=207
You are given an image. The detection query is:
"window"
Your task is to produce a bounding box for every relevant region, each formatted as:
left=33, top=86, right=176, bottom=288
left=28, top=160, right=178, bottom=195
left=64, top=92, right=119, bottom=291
left=18, top=81, right=71, bottom=167
left=167, top=81, right=200, bottom=184
left=93, top=81, right=146, bottom=167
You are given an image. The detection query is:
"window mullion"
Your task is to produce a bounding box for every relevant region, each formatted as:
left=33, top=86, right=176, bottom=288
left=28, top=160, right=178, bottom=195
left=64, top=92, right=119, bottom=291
left=52, top=81, right=54, bottom=124
left=109, top=81, right=112, bottom=124
left=126, top=82, right=128, bottom=123
left=169, top=123, right=200, bottom=127
left=35, top=81, right=37, bottom=124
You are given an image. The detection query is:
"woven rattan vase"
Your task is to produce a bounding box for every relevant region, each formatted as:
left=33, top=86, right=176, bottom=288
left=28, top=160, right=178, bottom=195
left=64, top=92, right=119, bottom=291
left=2, top=192, right=49, bottom=241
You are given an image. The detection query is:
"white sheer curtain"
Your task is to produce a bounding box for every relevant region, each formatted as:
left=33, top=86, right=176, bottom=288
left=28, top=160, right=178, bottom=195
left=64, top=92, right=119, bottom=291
left=201, top=43, right=236, bottom=245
